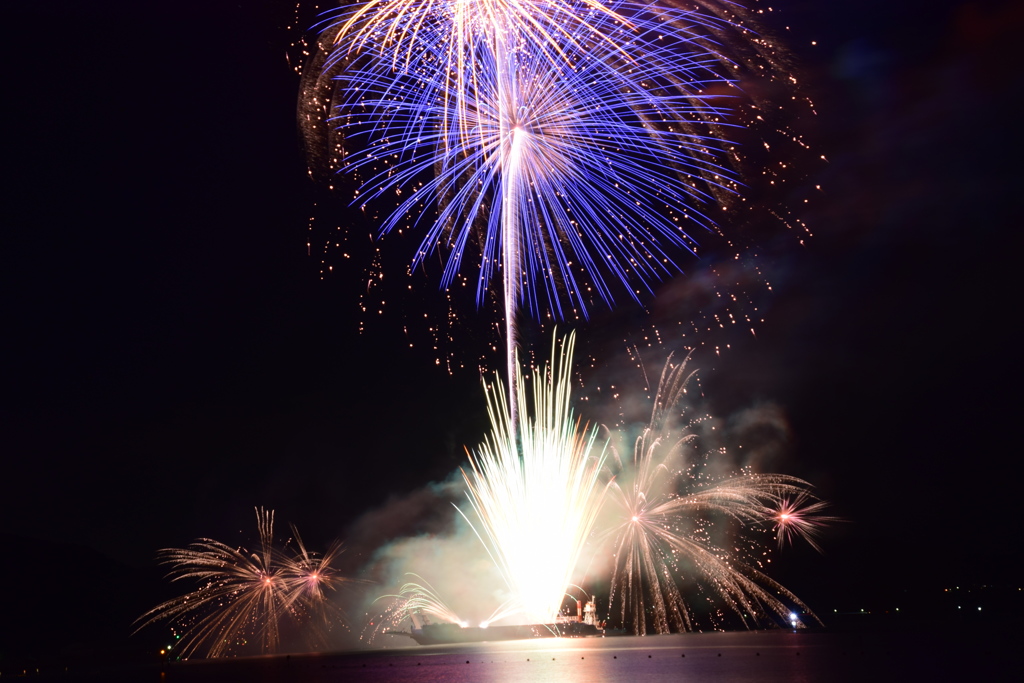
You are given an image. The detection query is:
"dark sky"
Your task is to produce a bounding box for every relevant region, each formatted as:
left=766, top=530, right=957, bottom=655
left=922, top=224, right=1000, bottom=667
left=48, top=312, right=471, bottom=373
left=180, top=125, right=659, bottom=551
left=2, top=0, right=1020, bottom=656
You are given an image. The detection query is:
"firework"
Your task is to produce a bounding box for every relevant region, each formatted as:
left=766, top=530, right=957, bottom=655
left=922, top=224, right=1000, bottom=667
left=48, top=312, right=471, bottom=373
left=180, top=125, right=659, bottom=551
left=293, top=0, right=825, bottom=636
left=388, top=574, right=467, bottom=626
left=322, top=0, right=630, bottom=80
left=351, top=341, right=830, bottom=637
left=333, top=26, right=735, bottom=313
left=459, top=331, right=608, bottom=624
left=304, top=0, right=802, bottom=417
left=283, top=528, right=350, bottom=645
left=605, top=356, right=819, bottom=634
left=769, top=490, right=837, bottom=553
left=361, top=575, right=464, bottom=643
left=136, top=508, right=349, bottom=658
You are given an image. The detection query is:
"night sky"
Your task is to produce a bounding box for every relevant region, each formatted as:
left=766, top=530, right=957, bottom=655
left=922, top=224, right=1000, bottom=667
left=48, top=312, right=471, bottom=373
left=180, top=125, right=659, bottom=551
left=2, top=0, right=1020, bottom=664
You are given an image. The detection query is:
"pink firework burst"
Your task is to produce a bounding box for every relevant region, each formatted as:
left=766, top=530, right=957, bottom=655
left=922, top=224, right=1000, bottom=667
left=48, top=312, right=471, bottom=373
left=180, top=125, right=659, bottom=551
left=771, top=492, right=837, bottom=553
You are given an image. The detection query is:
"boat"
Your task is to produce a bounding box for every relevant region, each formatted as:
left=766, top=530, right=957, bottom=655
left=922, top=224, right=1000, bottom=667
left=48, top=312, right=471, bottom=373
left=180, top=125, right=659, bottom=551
left=389, top=620, right=603, bottom=645
left=386, top=598, right=605, bottom=645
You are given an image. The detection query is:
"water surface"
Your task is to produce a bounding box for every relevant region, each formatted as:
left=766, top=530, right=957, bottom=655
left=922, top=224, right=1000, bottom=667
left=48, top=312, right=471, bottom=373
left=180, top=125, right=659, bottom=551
left=55, top=630, right=1012, bottom=682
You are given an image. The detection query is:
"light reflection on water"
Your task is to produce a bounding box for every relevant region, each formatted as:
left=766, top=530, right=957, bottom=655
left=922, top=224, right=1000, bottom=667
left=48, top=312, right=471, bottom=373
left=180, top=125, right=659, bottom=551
left=350, top=632, right=864, bottom=683
left=157, top=630, right=998, bottom=683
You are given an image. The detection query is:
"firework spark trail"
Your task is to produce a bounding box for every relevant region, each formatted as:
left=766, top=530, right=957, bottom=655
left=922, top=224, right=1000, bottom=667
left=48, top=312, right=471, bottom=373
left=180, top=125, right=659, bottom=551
left=606, top=356, right=822, bottom=634
left=459, top=331, right=609, bottom=624
left=380, top=574, right=467, bottom=626
left=136, top=508, right=349, bottom=658
left=328, top=2, right=742, bottom=312
left=364, top=574, right=525, bottom=640
left=301, top=0, right=817, bottom=382
left=311, top=0, right=779, bottom=420
left=322, top=0, right=631, bottom=87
